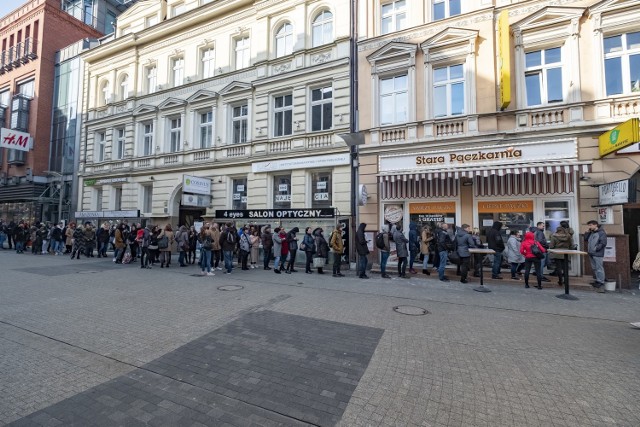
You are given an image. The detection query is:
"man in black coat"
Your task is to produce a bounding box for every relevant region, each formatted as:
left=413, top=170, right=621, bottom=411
left=355, top=223, right=370, bottom=279
left=486, top=221, right=505, bottom=279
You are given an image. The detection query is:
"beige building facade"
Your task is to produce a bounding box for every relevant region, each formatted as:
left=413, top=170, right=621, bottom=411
left=77, top=0, right=352, bottom=233
left=357, top=0, right=640, bottom=284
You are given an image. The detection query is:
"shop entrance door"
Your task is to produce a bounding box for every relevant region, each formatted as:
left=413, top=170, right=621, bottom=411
left=179, top=207, right=205, bottom=228
left=543, top=199, right=578, bottom=275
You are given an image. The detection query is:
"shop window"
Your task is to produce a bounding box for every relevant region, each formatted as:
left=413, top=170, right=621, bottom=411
left=408, top=202, right=456, bottom=236
left=544, top=200, right=570, bottom=235
left=477, top=200, right=534, bottom=240
left=273, top=174, right=291, bottom=208
left=232, top=178, right=247, bottom=210
left=311, top=171, right=332, bottom=208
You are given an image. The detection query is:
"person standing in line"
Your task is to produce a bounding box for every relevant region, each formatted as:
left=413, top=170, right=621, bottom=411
left=70, top=223, right=84, bottom=259
left=249, top=229, right=260, bottom=269
left=355, top=223, right=370, bottom=279
left=549, top=225, right=572, bottom=287
left=0, top=220, right=6, bottom=250
left=393, top=224, right=409, bottom=278
left=420, top=225, right=433, bottom=275
left=128, top=224, right=138, bottom=262
left=313, top=227, right=328, bottom=274
left=505, top=230, right=525, bottom=280
left=96, top=223, right=110, bottom=258
left=272, top=227, right=283, bottom=274
left=584, top=220, right=607, bottom=293
left=33, top=226, right=43, bottom=255
left=455, top=224, right=476, bottom=284
left=471, top=228, right=484, bottom=277
left=41, top=223, right=51, bottom=255
left=329, top=224, right=344, bottom=277
left=211, top=223, right=222, bottom=271
left=486, top=221, right=505, bottom=279
left=84, top=222, right=96, bottom=258
left=188, top=226, right=197, bottom=265
left=6, top=221, right=15, bottom=250
left=520, top=231, right=546, bottom=289
left=65, top=222, right=73, bottom=254
left=239, top=226, right=251, bottom=271
left=261, top=225, right=273, bottom=270
left=279, top=227, right=289, bottom=273
left=50, top=223, right=64, bottom=255
left=533, top=221, right=551, bottom=282
left=435, top=222, right=452, bottom=282
left=198, top=225, right=214, bottom=276
left=113, top=223, right=126, bottom=264
left=220, top=222, right=237, bottom=274
left=176, top=225, right=189, bottom=267
left=285, top=227, right=300, bottom=273
left=303, top=227, right=315, bottom=274
left=379, top=224, right=391, bottom=278
left=158, top=224, right=174, bottom=268
left=408, top=222, right=419, bottom=274
left=138, top=224, right=151, bottom=269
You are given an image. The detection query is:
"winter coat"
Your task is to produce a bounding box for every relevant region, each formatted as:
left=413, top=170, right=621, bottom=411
left=249, top=234, right=260, bottom=249
left=435, top=228, right=452, bottom=253
left=329, top=229, right=344, bottom=254
left=380, top=225, right=391, bottom=253
left=534, top=228, right=549, bottom=249
left=393, top=227, right=409, bottom=258
left=355, top=223, right=369, bottom=255
left=175, top=226, right=189, bottom=251
left=549, top=227, right=573, bottom=259
left=420, top=229, right=433, bottom=254
left=211, top=228, right=221, bottom=251
left=239, top=232, right=251, bottom=252
left=97, top=227, right=110, bottom=244
left=261, top=229, right=273, bottom=251
left=280, top=232, right=289, bottom=256
left=408, top=222, right=419, bottom=252
left=303, top=233, right=315, bottom=253
left=455, top=228, right=476, bottom=258
left=114, top=229, right=126, bottom=250
left=313, top=228, right=329, bottom=258
left=272, top=232, right=283, bottom=257
left=505, top=235, right=525, bottom=264
left=72, top=228, right=85, bottom=250
left=158, top=230, right=174, bottom=252
left=65, top=227, right=73, bottom=246
left=220, top=228, right=237, bottom=252
left=585, top=227, right=607, bottom=257
left=520, top=232, right=546, bottom=260
left=486, top=221, right=505, bottom=252
left=286, top=228, right=299, bottom=251
left=83, top=228, right=96, bottom=249
left=471, top=234, right=483, bottom=249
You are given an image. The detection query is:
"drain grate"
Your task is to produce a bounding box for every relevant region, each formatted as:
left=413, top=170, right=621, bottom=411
left=217, top=285, right=244, bottom=291
left=393, top=305, right=429, bottom=316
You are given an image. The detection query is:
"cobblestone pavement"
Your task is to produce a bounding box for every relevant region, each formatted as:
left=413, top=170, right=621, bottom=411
left=1, top=251, right=639, bottom=426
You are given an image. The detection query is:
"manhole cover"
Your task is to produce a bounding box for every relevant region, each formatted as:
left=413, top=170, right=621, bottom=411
left=217, top=285, right=244, bottom=291
left=393, top=305, right=429, bottom=316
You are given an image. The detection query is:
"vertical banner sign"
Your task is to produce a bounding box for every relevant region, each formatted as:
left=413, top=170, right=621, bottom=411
left=498, top=10, right=511, bottom=110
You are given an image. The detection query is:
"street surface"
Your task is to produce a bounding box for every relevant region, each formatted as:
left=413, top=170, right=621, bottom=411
left=0, top=251, right=639, bottom=426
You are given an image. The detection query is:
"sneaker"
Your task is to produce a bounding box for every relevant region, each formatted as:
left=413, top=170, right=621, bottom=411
left=206, top=272, right=215, bottom=276
left=224, top=271, right=231, bottom=274
left=216, top=267, right=223, bottom=270
left=511, top=276, right=521, bottom=281
left=201, top=271, right=207, bottom=276
left=274, top=270, right=281, bottom=274
left=440, top=278, right=450, bottom=282
left=381, top=274, right=391, bottom=278
left=491, top=275, right=503, bottom=280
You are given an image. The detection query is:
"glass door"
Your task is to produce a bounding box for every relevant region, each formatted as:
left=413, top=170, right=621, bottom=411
left=543, top=200, right=578, bottom=275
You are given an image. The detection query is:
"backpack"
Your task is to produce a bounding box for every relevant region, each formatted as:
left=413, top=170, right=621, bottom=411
left=227, top=231, right=236, bottom=244
left=375, top=232, right=386, bottom=249
left=530, top=242, right=544, bottom=259
left=202, top=235, right=213, bottom=250
left=149, top=234, right=159, bottom=246
left=158, top=235, right=169, bottom=249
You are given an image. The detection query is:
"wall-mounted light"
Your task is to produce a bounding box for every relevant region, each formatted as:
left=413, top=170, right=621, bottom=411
left=216, top=137, right=221, bottom=144
left=256, top=127, right=263, bottom=135
left=294, top=121, right=300, bottom=130
left=155, top=145, right=160, bottom=152
left=338, top=113, right=344, bottom=123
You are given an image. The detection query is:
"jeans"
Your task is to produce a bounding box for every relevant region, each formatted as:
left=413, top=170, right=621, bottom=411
left=510, top=262, right=523, bottom=278
left=332, top=251, right=341, bottom=274
left=100, top=241, right=109, bottom=256
left=263, top=249, right=272, bottom=269
left=555, top=258, right=566, bottom=284
left=51, top=240, right=62, bottom=254
left=422, top=252, right=430, bottom=270
left=380, top=251, right=390, bottom=275
left=358, top=254, right=368, bottom=277
left=287, top=249, right=297, bottom=271
left=240, top=249, right=249, bottom=269
left=492, top=251, right=503, bottom=277
left=589, top=255, right=605, bottom=285
left=200, top=249, right=212, bottom=272
left=178, top=251, right=186, bottom=266
left=113, top=248, right=122, bottom=262
left=140, top=247, right=149, bottom=267
left=459, top=256, right=470, bottom=281
left=409, top=249, right=417, bottom=269
left=274, top=255, right=281, bottom=271
left=42, top=240, right=49, bottom=254
left=0, top=233, right=6, bottom=249
left=438, top=250, right=449, bottom=279
left=524, top=258, right=542, bottom=286
left=305, top=251, right=313, bottom=272
left=15, top=241, right=24, bottom=253
left=223, top=250, right=234, bottom=273
left=397, top=257, right=407, bottom=277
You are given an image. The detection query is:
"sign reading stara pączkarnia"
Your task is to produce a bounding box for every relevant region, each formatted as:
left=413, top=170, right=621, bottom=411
left=216, top=209, right=336, bottom=220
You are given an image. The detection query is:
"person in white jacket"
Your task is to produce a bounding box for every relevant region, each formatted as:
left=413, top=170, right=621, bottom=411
left=505, top=230, right=525, bottom=280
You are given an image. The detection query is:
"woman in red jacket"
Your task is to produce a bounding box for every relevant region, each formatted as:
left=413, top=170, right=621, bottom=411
left=520, top=231, right=546, bottom=289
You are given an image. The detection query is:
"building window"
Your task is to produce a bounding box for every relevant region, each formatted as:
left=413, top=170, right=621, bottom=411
left=312, top=10, right=333, bottom=48
left=142, top=122, right=153, bottom=156
left=119, top=74, right=129, bottom=100
left=146, top=66, right=157, bottom=93
left=169, top=117, right=182, bottom=152
left=201, top=47, right=215, bottom=78
left=106, top=10, right=116, bottom=34
left=115, top=127, right=125, bottom=160
left=83, top=0, right=94, bottom=26
left=433, top=64, right=464, bottom=117
left=381, top=1, right=406, bottom=35
left=433, top=0, right=461, bottom=21
left=311, top=171, right=331, bottom=208
left=146, top=14, right=158, bottom=28
left=232, top=178, right=247, bottom=210
left=95, top=131, right=105, bottom=162
left=273, top=174, right=291, bottom=209
left=99, top=80, right=110, bottom=106
left=18, top=79, right=35, bottom=97
left=604, top=31, right=640, bottom=96
left=380, top=75, right=408, bottom=125
left=0, top=89, right=9, bottom=107
left=232, top=104, right=248, bottom=144
left=114, top=187, right=122, bottom=211
left=273, top=94, right=293, bottom=137
left=172, top=2, right=186, bottom=17
left=172, top=57, right=184, bottom=87
left=142, top=185, right=153, bottom=213
left=199, top=111, right=213, bottom=148
left=95, top=187, right=103, bottom=211
left=120, top=26, right=132, bottom=36
left=235, top=37, right=250, bottom=70
left=275, top=22, right=294, bottom=58
left=311, top=86, right=332, bottom=131
left=525, top=47, right=563, bottom=106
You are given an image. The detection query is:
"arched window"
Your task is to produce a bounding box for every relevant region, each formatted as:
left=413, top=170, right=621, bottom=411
left=275, top=22, right=293, bottom=58
left=312, top=11, right=333, bottom=47
left=100, top=80, right=110, bottom=106
left=119, top=74, right=129, bottom=100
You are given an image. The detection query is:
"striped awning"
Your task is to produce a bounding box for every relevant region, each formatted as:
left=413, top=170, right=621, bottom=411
left=378, top=162, right=591, bottom=200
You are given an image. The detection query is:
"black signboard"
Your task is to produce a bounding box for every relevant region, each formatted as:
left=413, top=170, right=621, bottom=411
left=215, top=208, right=336, bottom=220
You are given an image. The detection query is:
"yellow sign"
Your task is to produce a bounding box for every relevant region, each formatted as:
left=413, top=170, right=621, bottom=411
left=498, top=10, right=511, bottom=110
left=478, top=200, right=533, bottom=213
left=599, top=118, right=640, bottom=157
left=409, top=202, right=456, bottom=214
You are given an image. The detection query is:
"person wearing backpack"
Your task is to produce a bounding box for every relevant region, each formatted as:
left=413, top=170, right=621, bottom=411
left=329, top=224, right=344, bottom=277
left=220, top=222, right=237, bottom=274
left=355, top=223, right=370, bottom=279
left=158, top=224, right=174, bottom=268
left=520, top=231, right=546, bottom=289
left=435, top=222, right=453, bottom=282
left=198, top=225, right=215, bottom=276
left=377, top=224, right=391, bottom=278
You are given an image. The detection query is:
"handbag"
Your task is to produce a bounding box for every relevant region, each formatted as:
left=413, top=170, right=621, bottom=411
left=299, top=242, right=307, bottom=251
left=448, top=251, right=461, bottom=265
left=531, top=243, right=545, bottom=259
left=313, top=257, right=326, bottom=268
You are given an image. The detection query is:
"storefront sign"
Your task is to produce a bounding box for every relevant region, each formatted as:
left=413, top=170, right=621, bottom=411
left=252, top=153, right=350, bottom=173
left=314, top=192, right=329, bottom=201
left=215, top=208, right=336, bottom=219
left=409, top=202, right=456, bottom=214
left=599, top=118, right=639, bottom=157
left=0, top=128, right=31, bottom=151
left=183, top=175, right=211, bottom=195
left=74, top=210, right=140, bottom=218
left=380, top=140, right=576, bottom=172
left=478, top=200, right=533, bottom=213
left=598, top=207, right=614, bottom=225
left=181, top=194, right=210, bottom=208
left=84, top=177, right=128, bottom=187
left=598, top=179, right=635, bottom=206
left=384, top=205, right=403, bottom=223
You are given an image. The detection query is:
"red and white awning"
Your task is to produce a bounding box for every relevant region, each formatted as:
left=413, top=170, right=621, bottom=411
left=378, top=162, right=591, bottom=200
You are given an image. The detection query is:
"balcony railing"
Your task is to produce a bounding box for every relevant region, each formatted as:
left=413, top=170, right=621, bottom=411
left=0, top=38, right=37, bottom=74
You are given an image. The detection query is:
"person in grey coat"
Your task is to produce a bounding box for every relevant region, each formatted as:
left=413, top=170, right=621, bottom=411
left=272, top=227, right=283, bottom=273
left=584, top=220, right=607, bottom=291
left=176, top=225, right=189, bottom=267
left=393, top=224, right=409, bottom=278
left=505, top=230, right=525, bottom=280
left=455, top=224, right=476, bottom=283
